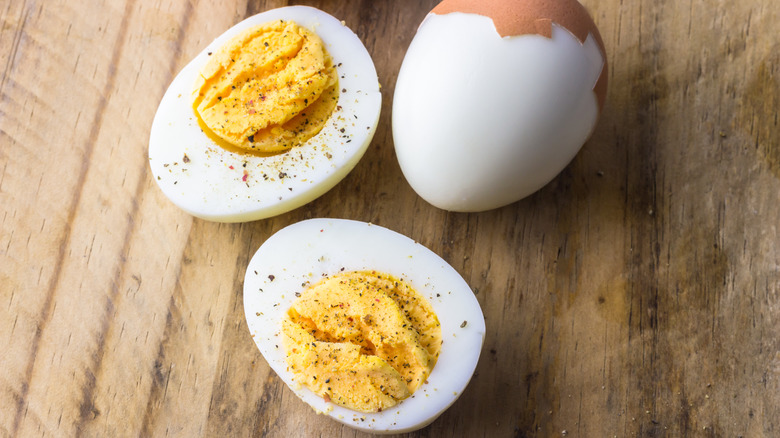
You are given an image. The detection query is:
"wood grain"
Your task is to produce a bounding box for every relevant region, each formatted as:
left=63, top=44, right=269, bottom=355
left=1, top=0, right=778, bottom=437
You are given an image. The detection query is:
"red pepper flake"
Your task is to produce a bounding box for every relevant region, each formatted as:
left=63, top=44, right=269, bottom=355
left=268, top=275, right=275, bottom=281
left=242, top=170, right=248, bottom=182
left=323, top=394, right=331, bottom=403
left=182, top=153, right=190, bottom=163
left=229, top=165, right=234, bottom=170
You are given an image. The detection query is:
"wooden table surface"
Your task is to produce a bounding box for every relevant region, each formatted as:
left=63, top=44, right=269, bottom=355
left=2, top=0, right=779, bottom=436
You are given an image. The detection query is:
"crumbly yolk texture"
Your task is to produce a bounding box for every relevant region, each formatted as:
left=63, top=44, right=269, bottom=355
left=282, top=271, right=442, bottom=413
left=193, top=20, right=339, bottom=153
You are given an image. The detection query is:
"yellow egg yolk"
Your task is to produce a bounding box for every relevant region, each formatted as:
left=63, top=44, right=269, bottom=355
left=282, top=271, right=442, bottom=413
left=192, top=19, right=339, bottom=154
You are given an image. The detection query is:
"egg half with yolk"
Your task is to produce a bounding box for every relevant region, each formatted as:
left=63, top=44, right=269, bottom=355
left=244, top=219, right=485, bottom=433
left=149, top=7, right=381, bottom=222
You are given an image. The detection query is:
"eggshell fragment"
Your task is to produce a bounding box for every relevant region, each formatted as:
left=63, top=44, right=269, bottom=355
left=431, top=0, right=607, bottom=109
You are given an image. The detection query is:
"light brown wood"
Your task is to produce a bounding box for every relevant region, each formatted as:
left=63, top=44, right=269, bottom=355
left=1, top=0, right=778, bottom=436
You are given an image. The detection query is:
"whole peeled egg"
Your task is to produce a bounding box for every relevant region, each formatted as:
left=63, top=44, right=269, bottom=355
left=392, top=0, right=607, bottom=212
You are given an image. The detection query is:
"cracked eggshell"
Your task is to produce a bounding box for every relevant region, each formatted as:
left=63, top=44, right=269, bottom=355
left=392, top=0, right=607, bottom=212
left=149, top=6, right=381, bottom=222
left=243, top=219, right=485, bottom=434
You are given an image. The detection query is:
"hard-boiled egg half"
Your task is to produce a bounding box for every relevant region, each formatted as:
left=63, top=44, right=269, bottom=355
left=244, top=219, right=485, bottom=434
left=149, top=7, right=381, bottom=222
left=393, top=0, right=607, bottom=212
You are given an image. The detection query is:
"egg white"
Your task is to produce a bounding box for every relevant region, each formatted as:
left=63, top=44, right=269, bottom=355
left=149, top=7, right=381, bottom=222
left=243, top=219, right=485, bottom=434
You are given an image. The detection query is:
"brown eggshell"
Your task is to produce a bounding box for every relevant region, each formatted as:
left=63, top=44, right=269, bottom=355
left=431, top=0, right=608, bottom=110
